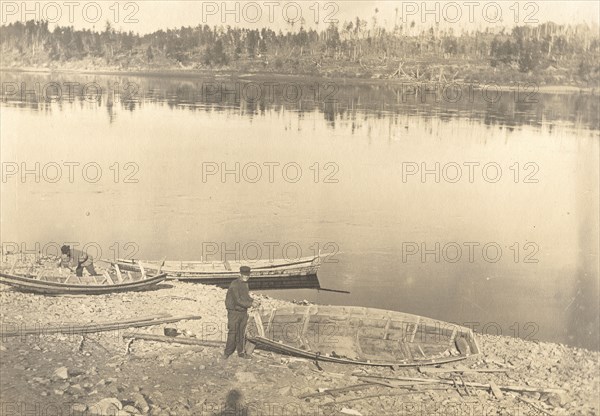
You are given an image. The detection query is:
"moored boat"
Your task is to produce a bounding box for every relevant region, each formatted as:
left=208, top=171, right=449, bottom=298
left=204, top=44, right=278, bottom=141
left=110, top=254, right=322, bottom=284
left=246, top=305, right=480, bottom=367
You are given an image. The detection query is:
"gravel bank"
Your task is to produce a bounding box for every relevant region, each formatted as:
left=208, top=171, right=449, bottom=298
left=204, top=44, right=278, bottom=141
left=1, top=281, right=598, bottom=416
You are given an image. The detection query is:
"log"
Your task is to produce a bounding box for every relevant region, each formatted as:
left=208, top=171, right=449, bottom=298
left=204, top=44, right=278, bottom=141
left=359, top=376, right=564, bottom=395
left=0, top=314, right=201, bottom=338
left=122, top=332, right=225, bottom=347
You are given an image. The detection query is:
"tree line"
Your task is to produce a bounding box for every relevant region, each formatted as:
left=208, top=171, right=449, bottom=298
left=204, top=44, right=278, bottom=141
left=1, top=19, right=598, bottom=82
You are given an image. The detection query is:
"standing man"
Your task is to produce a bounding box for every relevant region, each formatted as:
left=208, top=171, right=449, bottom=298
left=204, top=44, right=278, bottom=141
left=224, top=266, right=257, bottom=359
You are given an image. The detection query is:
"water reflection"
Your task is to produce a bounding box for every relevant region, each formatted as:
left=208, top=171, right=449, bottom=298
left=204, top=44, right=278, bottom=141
left=1, top=72, right=598, bottom=131
left=1, top=70, right=598, bottom=350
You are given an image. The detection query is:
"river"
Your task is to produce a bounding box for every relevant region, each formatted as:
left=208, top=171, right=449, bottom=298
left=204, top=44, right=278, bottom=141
left=1, top=71, right=598, bottom=350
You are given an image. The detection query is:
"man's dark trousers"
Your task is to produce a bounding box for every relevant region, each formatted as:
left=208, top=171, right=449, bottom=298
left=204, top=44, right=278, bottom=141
left=225, top=309, right=248, bottom=356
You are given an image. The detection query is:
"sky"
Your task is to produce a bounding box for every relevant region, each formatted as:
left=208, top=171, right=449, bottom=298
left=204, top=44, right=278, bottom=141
left=1, top=1, right=598, bottom=34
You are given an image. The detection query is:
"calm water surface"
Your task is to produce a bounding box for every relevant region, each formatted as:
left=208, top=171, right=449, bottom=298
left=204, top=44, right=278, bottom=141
left=1, top=72, right=598, bottom=350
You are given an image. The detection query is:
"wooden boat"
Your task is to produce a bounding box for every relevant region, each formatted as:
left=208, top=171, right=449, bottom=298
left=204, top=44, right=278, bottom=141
left=246, top=305, right=480, bottom=367
left=0, top=265, right=167, bottom=295
left=110, top=255, right=322, bottom=285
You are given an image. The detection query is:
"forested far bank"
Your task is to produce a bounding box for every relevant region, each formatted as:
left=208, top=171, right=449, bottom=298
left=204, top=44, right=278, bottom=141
left=1, top=19, right=599, bottom=86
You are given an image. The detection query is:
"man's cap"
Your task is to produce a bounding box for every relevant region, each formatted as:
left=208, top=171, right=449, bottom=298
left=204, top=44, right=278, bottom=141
left=239, top=266, right=251, bottom=275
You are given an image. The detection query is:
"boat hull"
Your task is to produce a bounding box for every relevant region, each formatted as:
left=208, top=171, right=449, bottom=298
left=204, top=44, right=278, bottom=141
left=247, top=305, right=480, bottom=367
left=112, top=256, right=321, bottom=283
left=0, top=272, right=167, bottom=295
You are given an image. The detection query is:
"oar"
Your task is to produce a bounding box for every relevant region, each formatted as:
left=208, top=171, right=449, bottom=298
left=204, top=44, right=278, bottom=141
left=156, top=257, right=167, bottom=274
left=317, top=287, right=350, bottom=294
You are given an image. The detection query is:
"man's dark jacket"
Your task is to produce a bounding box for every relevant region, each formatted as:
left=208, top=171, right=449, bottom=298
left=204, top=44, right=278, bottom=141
left=225, top=279, right=253, bottom=311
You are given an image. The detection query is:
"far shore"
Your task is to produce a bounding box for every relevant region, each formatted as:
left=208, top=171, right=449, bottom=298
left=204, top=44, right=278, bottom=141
left=2, top=66, right=597, bottom=96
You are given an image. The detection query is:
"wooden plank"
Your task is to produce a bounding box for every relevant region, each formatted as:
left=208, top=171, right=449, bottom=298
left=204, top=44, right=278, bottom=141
left=252, top=311, right=265, bottom=337
left=103, top=271, right=115, bottom=285
left=489, top=381, right=503, bottom=399
left=138, top=262, right=147, bottom=279
left=300, top=307, right=312, bottom=345
left=114, top=264, right=123, bottom=283
left=0, top=314, right=205, bottom=338
left=123, top=332, right=225, bottom=347
left=401, top=343, right=414, bottom=361
left=301, top=307, right=311, bottom=337
left=157, top=257, right=166, bottom=274
left=448, top=326, right=458, bottom=347
left=265, top=309, right=276, bottom=335
left=382, top=316, right=391, bottom=340
left=409, top=317, right=420, bottom=342
left=418, top=367, right=508, bottom=375
left=355, top=330, right=365, bottom=357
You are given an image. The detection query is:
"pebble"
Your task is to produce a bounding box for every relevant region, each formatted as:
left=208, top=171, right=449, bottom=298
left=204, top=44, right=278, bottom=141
left=122, top=405, right=141, bottom=414
left=72, top=403, right=87, bottom=413
left=53, top=366, right=69, bottom=380
left=130, top=392, right=150, bottom=413
left=89, top=397, right=122, bottom=415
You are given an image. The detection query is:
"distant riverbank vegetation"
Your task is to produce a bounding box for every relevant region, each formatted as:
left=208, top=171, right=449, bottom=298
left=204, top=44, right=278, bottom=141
left=1, top=18, right=598, bottom=87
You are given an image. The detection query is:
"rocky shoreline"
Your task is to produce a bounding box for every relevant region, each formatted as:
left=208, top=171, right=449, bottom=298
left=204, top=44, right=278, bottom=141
left=1, top=66, right=597, bottom=97
left=1, top=281, right=598, bottom=416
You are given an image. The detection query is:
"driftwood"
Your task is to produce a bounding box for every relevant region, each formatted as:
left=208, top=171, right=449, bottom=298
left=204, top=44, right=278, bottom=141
left=122, top=332, right=225, bottom=347
left=359, top=375, right=564, bottom=395
left=418, top=366, right=509, bottom=374
left=1, top=314, right=201, bottom=338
